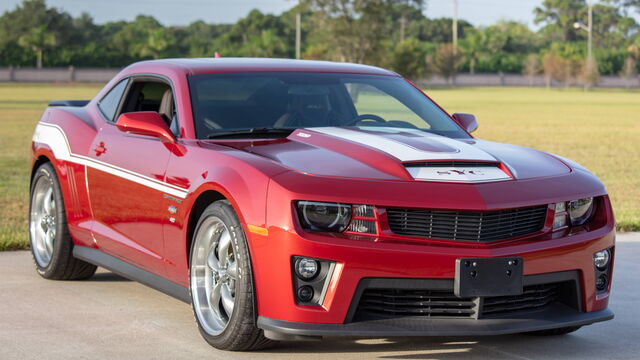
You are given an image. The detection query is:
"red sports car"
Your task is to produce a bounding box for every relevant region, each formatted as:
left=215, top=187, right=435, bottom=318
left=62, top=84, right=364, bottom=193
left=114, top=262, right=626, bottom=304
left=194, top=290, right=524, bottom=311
left=30, top=58, right=614, bottom=351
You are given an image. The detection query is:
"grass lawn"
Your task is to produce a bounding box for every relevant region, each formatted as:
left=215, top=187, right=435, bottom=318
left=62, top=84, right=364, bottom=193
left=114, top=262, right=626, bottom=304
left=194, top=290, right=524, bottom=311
left=0, top=83, right=638, bottom=250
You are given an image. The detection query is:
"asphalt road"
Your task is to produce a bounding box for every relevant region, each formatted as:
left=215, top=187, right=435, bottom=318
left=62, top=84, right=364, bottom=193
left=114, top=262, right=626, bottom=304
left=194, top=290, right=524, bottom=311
left=1, top=232, right=639, bottom=360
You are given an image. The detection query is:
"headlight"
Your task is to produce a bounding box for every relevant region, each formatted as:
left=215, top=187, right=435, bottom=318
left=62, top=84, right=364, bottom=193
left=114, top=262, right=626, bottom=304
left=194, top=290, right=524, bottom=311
left=297, top=201, right=351, bottom=232
left=568, top=197, right=594, bottom=226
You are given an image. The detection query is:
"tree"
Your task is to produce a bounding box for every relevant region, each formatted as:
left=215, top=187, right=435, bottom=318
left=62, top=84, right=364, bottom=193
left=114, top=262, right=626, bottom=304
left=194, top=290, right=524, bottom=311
left=390, top=37, right=427, bottom=79
left=0, top=0, right=73, bottom=67
left=308, top=0, right=393, bottom=63
left=581, top=57, right=600, bottom=89
left=620, top=56, right=638, bottom=88
left=542, top=52, right=564, bottom=88
left=534, top=0, right=587, bottom=42
left=429, top=43, right=461, bottom=84
left=459, top=30, right=487, bottom=74
left=523, top=54, right=540, bottom=86
left=393, top=0, right=424, bottom=42
left=18, top=25, right=57, bottom=68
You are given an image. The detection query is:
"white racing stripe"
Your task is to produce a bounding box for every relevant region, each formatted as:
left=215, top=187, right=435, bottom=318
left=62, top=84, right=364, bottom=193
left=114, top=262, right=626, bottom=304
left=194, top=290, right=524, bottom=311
left=309, top=127, right=496, bottom=162
left=308, top=127, right=512, bottom=182
left=32, top=123, right=188, bottom=199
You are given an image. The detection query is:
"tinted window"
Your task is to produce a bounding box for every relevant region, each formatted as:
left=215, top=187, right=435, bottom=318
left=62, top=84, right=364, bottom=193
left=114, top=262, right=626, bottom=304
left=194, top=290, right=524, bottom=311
left=188, top=73, right=468, bottom=139
left=98, top=80, right=128, bottom=122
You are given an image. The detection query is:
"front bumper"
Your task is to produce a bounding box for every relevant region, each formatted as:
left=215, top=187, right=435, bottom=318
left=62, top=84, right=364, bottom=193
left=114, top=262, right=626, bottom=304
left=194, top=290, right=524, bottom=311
left=257, top=270, right=614, bottom=339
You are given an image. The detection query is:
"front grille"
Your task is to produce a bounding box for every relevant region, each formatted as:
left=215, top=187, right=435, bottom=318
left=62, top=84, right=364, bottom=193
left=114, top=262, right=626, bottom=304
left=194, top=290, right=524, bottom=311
left=354, top=283, right=562, bottom=321
left=386, top=205, right=548, bottom=242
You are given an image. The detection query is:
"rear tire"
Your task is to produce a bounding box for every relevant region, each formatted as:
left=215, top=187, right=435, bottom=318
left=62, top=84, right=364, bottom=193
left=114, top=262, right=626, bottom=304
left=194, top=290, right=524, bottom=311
left=528, top=326, right=582, bottom=336
left=189, top=200, right=272, bottom=351
left=29, top=162, right=97, bottom=280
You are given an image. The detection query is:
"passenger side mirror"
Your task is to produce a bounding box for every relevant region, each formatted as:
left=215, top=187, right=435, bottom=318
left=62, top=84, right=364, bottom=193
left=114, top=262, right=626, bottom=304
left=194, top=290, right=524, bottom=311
left=116, top=112, right=176, bottom=142
left=452, top=113, right=478, bottom=133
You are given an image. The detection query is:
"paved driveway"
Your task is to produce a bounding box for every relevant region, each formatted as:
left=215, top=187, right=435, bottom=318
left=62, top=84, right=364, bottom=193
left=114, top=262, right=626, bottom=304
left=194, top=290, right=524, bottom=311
left=1, top=232, right=638, bottom=360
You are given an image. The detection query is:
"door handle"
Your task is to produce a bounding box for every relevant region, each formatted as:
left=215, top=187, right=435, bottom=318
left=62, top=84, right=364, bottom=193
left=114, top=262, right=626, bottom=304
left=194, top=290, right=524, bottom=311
left=94, top=142, right=107, bottom=156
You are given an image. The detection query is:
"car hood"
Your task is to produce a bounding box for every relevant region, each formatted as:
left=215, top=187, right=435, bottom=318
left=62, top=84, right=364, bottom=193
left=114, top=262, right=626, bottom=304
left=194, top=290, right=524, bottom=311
left=216, top=127, right=571, bottom=182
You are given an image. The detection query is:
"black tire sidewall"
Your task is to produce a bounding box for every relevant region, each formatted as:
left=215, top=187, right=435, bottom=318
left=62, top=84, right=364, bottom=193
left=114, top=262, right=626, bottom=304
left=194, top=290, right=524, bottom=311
left=189, top=200, right=258, bottom=349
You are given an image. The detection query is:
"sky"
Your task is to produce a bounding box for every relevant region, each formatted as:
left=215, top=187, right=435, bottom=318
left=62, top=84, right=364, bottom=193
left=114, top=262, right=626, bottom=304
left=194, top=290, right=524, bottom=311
left=0, top=0, right=550, bottom=28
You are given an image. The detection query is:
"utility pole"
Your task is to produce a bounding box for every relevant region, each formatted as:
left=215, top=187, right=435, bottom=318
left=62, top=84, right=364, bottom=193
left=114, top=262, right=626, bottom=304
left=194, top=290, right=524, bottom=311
left=295, top=0, right=302, bottom=60
left=295, top=12, right=301, bottom=59
left=574, top=1, right=593, bottom=62
left=452, top=0, right=458, bottom=53
left=587, top=0, right=593, bottom=62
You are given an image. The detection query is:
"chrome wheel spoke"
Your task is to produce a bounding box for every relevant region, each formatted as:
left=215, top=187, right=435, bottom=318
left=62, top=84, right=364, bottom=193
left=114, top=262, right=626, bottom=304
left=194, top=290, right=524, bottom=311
left=207, top=249, right=220, bottom=271
left=209, top=282, right=222, bottom=316
left=44, top=229, right=55, bottom=255
left=221, top=284, right=235, bottom=316
left=217, top=230, right=231, bottom=268
left=43, top=187, right=53, bottom=215
left=227, top=261, right=238, bottom=280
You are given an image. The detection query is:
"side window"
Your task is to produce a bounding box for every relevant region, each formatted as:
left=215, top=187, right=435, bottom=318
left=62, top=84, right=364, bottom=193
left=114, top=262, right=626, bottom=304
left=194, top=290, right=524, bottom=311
left=119, top=80, right=179, bottom=136
left=98, top=79, right=128, bottom=122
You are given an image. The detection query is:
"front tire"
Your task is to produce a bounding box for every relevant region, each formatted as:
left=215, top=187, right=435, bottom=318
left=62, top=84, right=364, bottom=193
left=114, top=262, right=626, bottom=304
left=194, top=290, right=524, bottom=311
left=189, top=200, right=272, bottom=351
left=29, top=162, right=97, bottom=280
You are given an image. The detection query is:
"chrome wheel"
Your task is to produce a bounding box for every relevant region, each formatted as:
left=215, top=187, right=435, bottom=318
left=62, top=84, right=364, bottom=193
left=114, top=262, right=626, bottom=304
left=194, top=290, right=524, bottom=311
left=191, top=216, right=238, bottom=336
left=30, top=175, right=56, bottom=268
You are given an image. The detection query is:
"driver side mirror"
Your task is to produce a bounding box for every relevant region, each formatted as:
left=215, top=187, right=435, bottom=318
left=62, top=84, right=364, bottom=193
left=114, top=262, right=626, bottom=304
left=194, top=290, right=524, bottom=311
left=452, top=113, right=478, bottom=133
left=116, top=112, right=175, bottom=142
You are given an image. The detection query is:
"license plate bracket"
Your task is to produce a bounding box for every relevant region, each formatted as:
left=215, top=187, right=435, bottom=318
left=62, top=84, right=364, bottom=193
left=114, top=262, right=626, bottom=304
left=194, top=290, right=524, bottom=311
left=454, top=257, right=523, bottom=298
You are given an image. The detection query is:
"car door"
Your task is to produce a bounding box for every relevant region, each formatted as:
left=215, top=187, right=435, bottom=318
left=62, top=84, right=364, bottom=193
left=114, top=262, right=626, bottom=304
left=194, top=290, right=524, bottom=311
left=87, top=76, right=177, bottom=274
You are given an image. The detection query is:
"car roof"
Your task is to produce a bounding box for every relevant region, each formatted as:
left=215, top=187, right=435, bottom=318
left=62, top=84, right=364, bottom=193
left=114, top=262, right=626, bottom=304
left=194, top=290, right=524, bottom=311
left=124, top=57, right=400, bottom=77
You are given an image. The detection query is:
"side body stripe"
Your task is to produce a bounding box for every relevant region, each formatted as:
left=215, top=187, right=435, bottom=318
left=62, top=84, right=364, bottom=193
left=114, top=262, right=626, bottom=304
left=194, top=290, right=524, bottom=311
left=33, top=123, right=188, bottom=199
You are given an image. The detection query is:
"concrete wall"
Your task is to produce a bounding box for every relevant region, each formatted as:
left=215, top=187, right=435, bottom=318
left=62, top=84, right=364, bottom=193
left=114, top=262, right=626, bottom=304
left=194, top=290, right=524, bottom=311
left=0, top=67, right=120, bottom=83
left=1, top=67, right=639, bottom=88
left=416, top=73, right=640, bottom=88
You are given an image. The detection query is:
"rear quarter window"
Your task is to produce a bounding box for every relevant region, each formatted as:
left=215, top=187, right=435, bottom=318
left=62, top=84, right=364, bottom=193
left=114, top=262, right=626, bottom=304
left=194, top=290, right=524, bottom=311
left=98, top=79, right=128, bottom=122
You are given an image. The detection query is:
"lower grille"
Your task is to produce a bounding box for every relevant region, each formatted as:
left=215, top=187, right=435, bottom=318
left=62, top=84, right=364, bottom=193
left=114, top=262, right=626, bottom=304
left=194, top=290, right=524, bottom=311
left=386, top=205, right=548, bottom=242
left=482, top=283, right=559, bottom=316
left=357, top=289, right=476, bottom=318
left=354, top=282, right=564, bottom=321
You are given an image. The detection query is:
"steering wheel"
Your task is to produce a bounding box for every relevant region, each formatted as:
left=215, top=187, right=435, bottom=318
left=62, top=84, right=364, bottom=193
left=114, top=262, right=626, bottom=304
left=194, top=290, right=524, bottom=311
left=345, top=114, right=386, bottom=126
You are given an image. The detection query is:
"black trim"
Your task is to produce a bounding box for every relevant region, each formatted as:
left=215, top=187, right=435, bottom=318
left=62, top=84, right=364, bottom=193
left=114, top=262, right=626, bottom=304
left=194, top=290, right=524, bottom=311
left=48, top=100, right=90, bottom=107
left=258, top=306, right=614, bottom=338
left=73, top=246, right=190, bottom=303
left=344, top=270, right=583, bottom=322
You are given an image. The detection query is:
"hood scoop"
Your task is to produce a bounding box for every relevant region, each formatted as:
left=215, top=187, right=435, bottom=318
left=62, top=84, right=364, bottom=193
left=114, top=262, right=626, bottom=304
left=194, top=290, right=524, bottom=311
left=404, top=161, right=513, bottom=183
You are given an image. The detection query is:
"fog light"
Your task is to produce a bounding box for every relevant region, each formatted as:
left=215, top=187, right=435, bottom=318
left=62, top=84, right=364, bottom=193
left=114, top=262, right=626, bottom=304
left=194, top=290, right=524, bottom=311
left=295, top=258, right=319, bottom=280
left=297, top=285, right=314, bottom=302
left=596, top=274, right=608, bottom=291
left=594, top=249, right=611, bottom=270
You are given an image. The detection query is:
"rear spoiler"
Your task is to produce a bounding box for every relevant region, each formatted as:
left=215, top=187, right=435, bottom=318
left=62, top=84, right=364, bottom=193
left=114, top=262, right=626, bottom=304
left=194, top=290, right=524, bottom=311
left=48, top=100, right=90, bottom=107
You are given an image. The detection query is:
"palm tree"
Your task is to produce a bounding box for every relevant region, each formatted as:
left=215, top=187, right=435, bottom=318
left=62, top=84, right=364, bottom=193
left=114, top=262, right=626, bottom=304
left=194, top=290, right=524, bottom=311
left=459, top=31, right=487, bottom=74
left=18, top=25, right=57, bottom=68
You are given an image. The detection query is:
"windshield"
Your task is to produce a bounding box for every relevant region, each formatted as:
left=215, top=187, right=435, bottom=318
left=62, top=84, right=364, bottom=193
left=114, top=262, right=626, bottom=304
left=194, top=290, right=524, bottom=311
left=188, top=72, right=469, bottom=139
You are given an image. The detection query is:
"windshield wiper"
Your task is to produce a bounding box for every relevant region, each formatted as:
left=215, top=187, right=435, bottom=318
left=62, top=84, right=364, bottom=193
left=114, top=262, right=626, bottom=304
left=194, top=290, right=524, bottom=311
left=206, top=128, right=294, bottom=139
